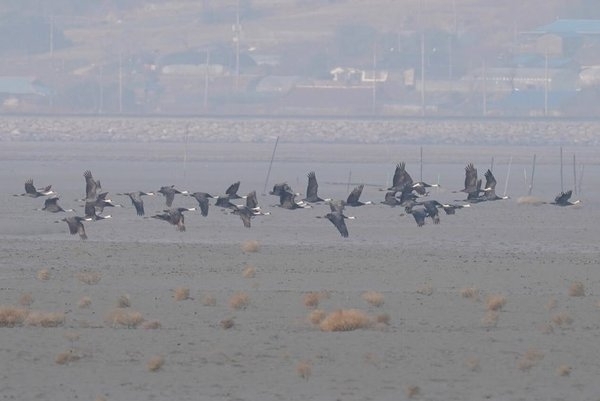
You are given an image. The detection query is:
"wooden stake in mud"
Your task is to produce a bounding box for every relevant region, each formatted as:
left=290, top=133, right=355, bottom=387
left=528, top=154, right=536, bottom=196
left=573, top=153, right=577, bottom=195
left=578, top=164, right=585, bottom=195
left=262, top=136, right=279, bottom=195
left=503, top=156, right=512, bottom=198
left=420, top=146, right=423, bottom=182
left=560, top=146, right=564, bottom=192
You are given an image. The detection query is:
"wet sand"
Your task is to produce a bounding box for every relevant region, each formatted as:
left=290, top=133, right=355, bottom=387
left=1, top=136, right=600, bottom=400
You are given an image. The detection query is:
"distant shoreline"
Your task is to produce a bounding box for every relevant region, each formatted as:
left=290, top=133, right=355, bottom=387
left=1, top=115, right=599, bottom=145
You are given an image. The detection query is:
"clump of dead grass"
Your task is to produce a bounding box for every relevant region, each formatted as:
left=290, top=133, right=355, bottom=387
left=25, top=311, right=65, bottom=327
left=142, top=320, right=162, bottom=330
left=104, top=308, right=144, bottom=328
left=460, top=287, right=480, bottom=300
left=404, top=385, right=420, bottom=399
left=416, top=284, right=433, bottom=296
left=241, top=240, right=260, bottom=253
left=78, top=296, right=92, bottom=309
left=485, top=294, right=506, bottom=311
left=242, top=265, right=256, bottom=278
left=220, top=318, right=234, bottom=330
left=36, top=268, right=50, bottom=281
left=362, top=291, right=385, bottom=307
left=173, top=287, right=190, bottom=301
left=481, top=311, right=499, bottom=328
left=517, top=196, right=545, bottom=205
left=18, top=293, right=33, bottom=307
left=229, top=292, right=250, bottom=310
left=76, top=271, right=101, bottom=285
left=375, top=313, right=391, bottom=326
left=465, top=357, right=481, bottom=371
left=517, top=348, right=544, bottom=371
left=568, top=281, right=585, bottom=297
left=296, top=360, right=312, bottom=381
left=319, top=309, right=371, bottom=332
left=556, top=364, right=572, bottom=376
left=0, top=305, right=29, bottom=327
left=307, top=309, right=326, bottom=325
left=117, top=294, right=131, bottom=308
left=55, top=349, right=81, bottom=365
left=551, top=311, right=573, bottom=327
left=146, top=355, right=165, bottom=372
left=303, top=292, right=322, bottom=309
left=202, top=294, right=217, bottom=306
left=545, top=298, right=558, bottom=311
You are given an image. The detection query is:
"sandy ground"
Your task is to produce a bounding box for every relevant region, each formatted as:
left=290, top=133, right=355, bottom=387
left=1, top=137, right=600, bottom=401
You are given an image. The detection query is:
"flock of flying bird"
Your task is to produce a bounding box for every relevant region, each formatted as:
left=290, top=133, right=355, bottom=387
left=15, top=162, right=580, bottom=239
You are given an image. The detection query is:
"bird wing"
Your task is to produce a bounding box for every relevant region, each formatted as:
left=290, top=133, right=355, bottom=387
left=484, top=169, right=497, bottom=191
left=246, top=190, right=258, bottom=209
left=346, top=185, right=364, bottom=204
left=306, top=171, right=319, bottom=199
left=392, top=162, right=413, bottom=189
left=237, top=207, right=252, bottom=228
left=328, top=213, right=348, bottom=237
left=77, top=221, right=87, bottom=240
left=225, top=181, right=240, bottom=197
left=555, top=190, right=572, bottom=204
left=24, top=179, right=37, bottom=195
left=464, top=163, right=477, bottom=192
left=84, top=170, right=99, bottom=200
left=129, top=193, right=145, bottom=216
left=412, top=209, right=426, bottom=227
left=196, top=196, right=209, bottom=216
left=44, top=196, right=59, bottom=207
left=279, top=191, right=295, bottom=208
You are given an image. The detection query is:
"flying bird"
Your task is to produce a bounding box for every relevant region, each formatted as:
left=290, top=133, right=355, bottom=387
left=303, top=171, right=329, bottom=203
left=346, top=184, right=372, bottom=207
left=158, top=185, right=188, bottom=207
left=317, top=210, right=354, bottom=238
left=551, top=190, right=580, bottom=206
left=59, top=216, right=91, bottom=240
left=83, top=170, right=101, bottom=201
left=118, top=191, right=155, bottom=216
left=151, top=207, right=195, bottom=231
left=16, top=179, right=55, bottom=198
left=40, top=196, right=73, bottom=213
left=187, top=192, right=214, bottom=216
left=481, top=169, right=509, bottom=201
left=225, top=181, right=244, bottom=199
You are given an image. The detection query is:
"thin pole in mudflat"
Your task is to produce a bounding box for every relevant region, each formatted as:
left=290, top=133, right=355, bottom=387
left=262, top=136, right=279, bottom=195
left=528, top=154, right=536, bottom=196
left=560, top=146, right=564, bottom=192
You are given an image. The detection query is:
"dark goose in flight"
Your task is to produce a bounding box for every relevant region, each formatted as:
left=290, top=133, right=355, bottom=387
left=346, top=184, right=372, bottom=207
left=187, top=192, right=214, bottom=216
left=151, top=207, right=195, bottom=231
left=482, top=169, right=509, bottom=201
left=83, top=170, right=101, bottom=201
left=551, top=190, right=580, bottom=206
left=158, top=185, right=188, bottom=207
left=117, top=191, right=155, bottom=216
left=59, top=216, right=91, bottom=240
left=303, top=171, right=329, bottom=203
left=41, top=196, right=73, bottom=213
left=16, top=179, right=55, bottom=198
left=317, top=208, right=354, bottom=238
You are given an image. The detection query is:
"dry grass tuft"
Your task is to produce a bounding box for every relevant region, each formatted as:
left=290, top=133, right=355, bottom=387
left=551, top=311, right=573, bottom=327
left=104, top=308, right=144, bottom=328
left=173, top=287, right=190, bottom=301
left=517, top=196, right=545, bottom=205
left=416, top=284, right=433, bottom=296
left=481, top=310, right=499, bottom=328
left=518, top=348, right=544, bottom=371
left=25, top=311, right=66, bottom=327
left=556, top=364, right=572, bottom=376
left=76, top=271, right=101, bottom=285
left=77, top=296, right=92, bottom=309
left=545, top=298, right=558, bottom=311
left=18, top=293, right=33, bottom=307
left=117, top=294, right=131, bottom=308
left=303, top=292, right=322, bottom=309
left=142, top=320, right=162, bottom=330
left=307, top=309, right=326, bottom=325
left=146, top=355, right=165, bottom=372
left=55, top=349, right=81, bottom=365
left=404, top=385, right=420, bottom=399
left=465, top=357, right=481, bottom=371
left=242, top=265, right=256, bottom=278
left=229, top=292, right=250, bottom=310
left=362, top=291, right=385, bottom=307
left=241, top=240, right=260, bottom=253
left=319, top=309, right=371, bottom=332
left=375, top=313, right=391, bottom=325
left=220, top=318, right=234, bottom=330
left=36, top=268, right=50, bottom=281
left=202, top=294, right=217, bottom=307
left=296, top=360, right=312, bottom=381
left=0, top=305, right=29, bottom=327
left=460, top=287, right=480, bottom=300
left=568, top=281, right=585, bottom=297
left=485, top=294, right=506, bottom=311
